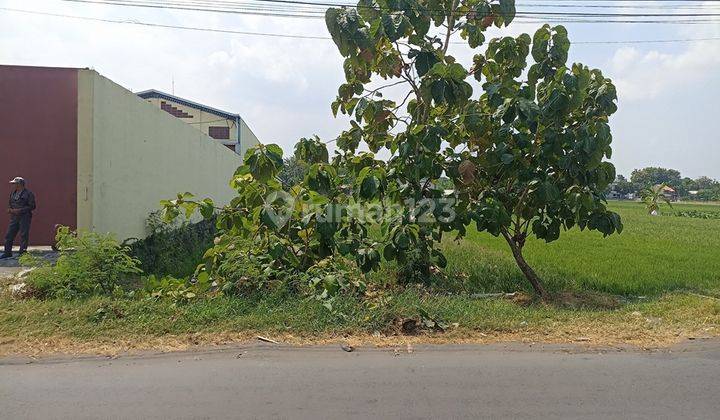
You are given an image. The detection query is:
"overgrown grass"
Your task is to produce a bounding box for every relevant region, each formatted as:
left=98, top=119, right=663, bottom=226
left=2, top=201, right=719, bottom=355
left=442, top=201, right=720, bottom=296
left=1, top=290, right=718, bottom=355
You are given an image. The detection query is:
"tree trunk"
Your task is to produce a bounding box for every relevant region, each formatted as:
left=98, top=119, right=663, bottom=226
left=502, top=231, right=548, bottom=300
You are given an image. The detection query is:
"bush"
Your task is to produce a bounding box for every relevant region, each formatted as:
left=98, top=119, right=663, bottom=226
left=212, top=242, right=271, bottom=296
left=141, top=273, right=213, bottom=306
left=301, top=257, right=367, bottom=311
left=208, top=237, right=366, bottom=310
left=128, top=212, right=216, bottom=278
left=667, top=210, right=720, bottom=220
left=22, top=227, right=142, bottom=299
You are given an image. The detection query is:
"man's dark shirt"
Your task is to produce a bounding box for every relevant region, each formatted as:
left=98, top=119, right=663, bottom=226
left=9, top=189, right=36, bottom=217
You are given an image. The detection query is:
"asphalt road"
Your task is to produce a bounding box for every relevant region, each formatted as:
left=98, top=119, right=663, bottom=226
left=2, top=341, right=719, bottom=419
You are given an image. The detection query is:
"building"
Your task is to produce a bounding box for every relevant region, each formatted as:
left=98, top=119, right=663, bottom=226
left=660, top=185, right=679, bottom=202
left=137, top=89, right=259, bottom=157
left=0, top=65, right=254, bottom=245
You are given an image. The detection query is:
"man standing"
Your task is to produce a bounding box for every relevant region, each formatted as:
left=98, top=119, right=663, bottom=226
left=1, top=177, right=36, bottom=259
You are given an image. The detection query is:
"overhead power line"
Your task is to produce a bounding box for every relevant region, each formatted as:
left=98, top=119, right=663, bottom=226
left=56, top=0, right=720, bottom=23
left=64, top=0, right=720, bottom=12
left=4, top=6, right=720, bottom=45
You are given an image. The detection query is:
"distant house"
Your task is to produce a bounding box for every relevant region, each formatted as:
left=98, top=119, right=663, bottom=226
left=137, top=89, right=260, bottom=156
left=660, top=185, right=679, bottom=202
left=607, top=189, right=623, bottom=200
left=607, top=183, right=631, bottom=200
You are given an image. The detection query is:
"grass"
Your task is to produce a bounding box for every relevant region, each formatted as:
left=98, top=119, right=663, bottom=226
left=1, top=290, right=718, bottom=356
left=1, top=201, right=719, bottom=356
left=441, top=201, right=720, bottom=296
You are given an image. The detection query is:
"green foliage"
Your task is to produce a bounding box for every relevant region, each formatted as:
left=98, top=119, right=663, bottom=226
left=611, top=175, right=636, bottom=196
left=211, top=238, right=285, bottom=296
left=164, top=0, right=621, bottom=299
left=142, top=273, right=213, bottom=306
left=631, top=167, right=682, bottom=191
left=693, top=176, right=719, bottom=191
left=128, top=212, right=216, bottom=278
left=278, top=157, right=308, bottom=191
left=302, top=256, right=367, bottom=312
left=324, top=2, right=622, bottom=296
left=695, top=187, right=720, bottom=202
left=640, top=184, right=673, bottom=215
left=669, top=210, right=720, bottom=220
left=23, top=227, right=142, bottom=299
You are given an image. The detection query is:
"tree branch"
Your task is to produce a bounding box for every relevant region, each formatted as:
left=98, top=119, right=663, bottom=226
left=443, top=0, right=460, bottom=56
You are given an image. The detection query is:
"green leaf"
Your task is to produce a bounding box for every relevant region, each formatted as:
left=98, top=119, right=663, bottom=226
left=200, top=199, right=215, bottom=219
left=245, top=144, right=284, bottom=182
left=532, top=25, right=551, bottom=62
left=499, top=0, right=516, bottom=26
left=415, top=51, right=438, bottom=77
left=295, top=136, right=329, bottom=164
left=383, top=243, right=396, bottom=260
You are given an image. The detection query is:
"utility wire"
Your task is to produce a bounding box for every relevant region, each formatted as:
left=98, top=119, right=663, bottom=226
left=60, top=0, right=720, bottom=9
left=57, top=0, right=720, bottom=21
left=5, top=7, right=720, bottom=45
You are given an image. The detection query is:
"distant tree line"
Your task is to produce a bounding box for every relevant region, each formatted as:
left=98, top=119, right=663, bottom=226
left=608, top=167, right=720, bottom=201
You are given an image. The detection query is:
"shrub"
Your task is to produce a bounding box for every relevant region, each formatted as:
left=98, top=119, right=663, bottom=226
left=667, top=210, right=720, bottom=220
left=128, top=212, right=216, bottom=278
left=301, top=256, right=367, bottom=311
left=23, top=227, right=142, bottom=299
left=209, top=237, right=366, bottom=310
left=211, top=240, right=274, bottom=296
left=141, top=273, right=213, bottom=306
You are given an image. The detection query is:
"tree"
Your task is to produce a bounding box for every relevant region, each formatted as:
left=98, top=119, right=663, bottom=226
left=612, top=175, right=635, bottom=196
left=630, top=167, right=682, bottom=190
left=694, top=176, right=718, bottom=191
left=696, top=186, right=720, bottom=201
left=680, top=177, right=698, bottom=195
left=325, top=2, right=621, bottom=298
left=639, top=184, right=672, bottom=215
left=277, top=156, right=308, bottom=191
left=164, top=0, right=622, bottom=300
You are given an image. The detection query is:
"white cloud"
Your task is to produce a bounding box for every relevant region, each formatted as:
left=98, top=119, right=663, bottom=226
left=609, top=40, right=720, bottom=102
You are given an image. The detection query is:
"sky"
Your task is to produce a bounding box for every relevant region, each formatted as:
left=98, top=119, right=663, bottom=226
left=1, top=0, right=718, bottom=179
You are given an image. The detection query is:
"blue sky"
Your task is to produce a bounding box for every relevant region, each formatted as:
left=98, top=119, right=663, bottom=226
left=1, top=0, right=718, bottom=178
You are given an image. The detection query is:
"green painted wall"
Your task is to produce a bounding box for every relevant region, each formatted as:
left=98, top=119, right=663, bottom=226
left=79, top=70, right=242, bottom=240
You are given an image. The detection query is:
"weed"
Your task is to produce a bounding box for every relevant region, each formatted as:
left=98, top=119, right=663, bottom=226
left=22, top=227, right=142, bottom=299
left=128, top=212, right=215, bottom=278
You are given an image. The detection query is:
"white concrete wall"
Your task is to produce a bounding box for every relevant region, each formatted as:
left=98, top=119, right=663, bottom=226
left=80, top=70, right=242, bottom=240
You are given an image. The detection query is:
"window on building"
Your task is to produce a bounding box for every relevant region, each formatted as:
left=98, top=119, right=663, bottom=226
left=209, top=126, right=230, bottom=140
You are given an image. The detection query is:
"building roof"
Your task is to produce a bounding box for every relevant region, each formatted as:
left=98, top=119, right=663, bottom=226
left=136, top=89, right=240, bottom=121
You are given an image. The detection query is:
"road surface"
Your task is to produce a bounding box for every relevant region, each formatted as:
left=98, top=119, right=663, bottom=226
left=2, top=341, right=719, bottom=419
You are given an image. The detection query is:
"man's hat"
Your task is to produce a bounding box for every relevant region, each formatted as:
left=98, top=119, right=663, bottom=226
left=9, top=177, right=25, bottom=184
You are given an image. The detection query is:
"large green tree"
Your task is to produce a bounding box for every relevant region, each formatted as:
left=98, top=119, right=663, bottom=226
left=630, top=167, right=682, bottom=190
left=612, top=175, right=635, bottom=196
left=323, top=0, right=621, bottom=297
left=165, top=0, right=622, bottom=299
left=694, top=176, right=719, bottom=191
